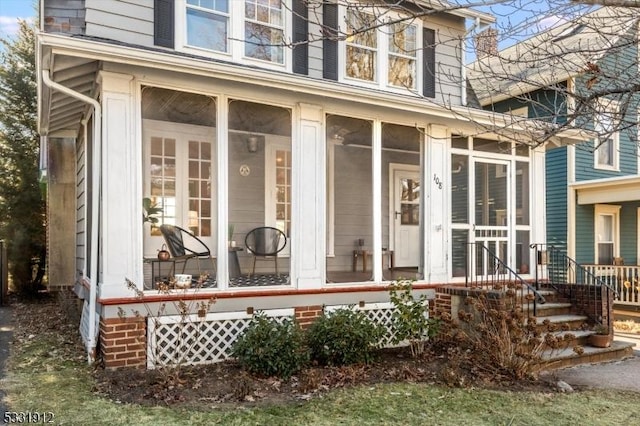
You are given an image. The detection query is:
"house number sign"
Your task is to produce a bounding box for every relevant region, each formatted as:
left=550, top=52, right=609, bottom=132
left=433, top=174, right=443, bottom=189
left=239, top=164, right=251, bottom=176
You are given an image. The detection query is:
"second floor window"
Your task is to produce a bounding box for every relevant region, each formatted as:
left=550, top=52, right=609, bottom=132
left=183, top=0, right=286, bottom=66
left=186, top=0, right=229, bottom=53
left=244, top=0, right=285, bottom=63
left=594, top=99, right=619, bottom=170
left=343, top=8, right=419, bottom=91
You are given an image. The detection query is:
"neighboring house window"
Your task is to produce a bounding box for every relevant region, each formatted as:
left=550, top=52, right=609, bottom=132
left=595, top=204, right=620, bottom=265
left=342, top=7, right=420, bottom=91
left=594, top=99, right=619, bottom=170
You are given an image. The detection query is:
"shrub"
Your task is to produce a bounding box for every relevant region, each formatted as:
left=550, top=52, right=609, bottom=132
left=306, top=308, right=384, bottom=366
left=389, top=279, right=440, bottom=357
left=231, top=313, right=308, bottom=379
left=438, top=292, right=576, bottom=381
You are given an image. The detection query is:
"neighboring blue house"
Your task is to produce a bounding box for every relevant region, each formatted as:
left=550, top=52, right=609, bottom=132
left=469, top=7, right=640, bottom=268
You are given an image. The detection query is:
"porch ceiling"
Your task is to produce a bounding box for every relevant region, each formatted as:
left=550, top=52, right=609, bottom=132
left=573, top=176, right=640, bottom=205
left=41, top=54, right=99, bottom=135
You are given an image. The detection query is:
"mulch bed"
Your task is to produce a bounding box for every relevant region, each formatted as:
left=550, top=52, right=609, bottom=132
left=11, top=295, right=560, bottom=408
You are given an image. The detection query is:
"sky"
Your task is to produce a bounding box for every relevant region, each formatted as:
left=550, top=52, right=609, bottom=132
left=0, top=0, right=36, bottom=39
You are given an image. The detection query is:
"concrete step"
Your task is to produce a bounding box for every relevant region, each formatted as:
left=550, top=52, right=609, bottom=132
left=541, top=330, right=593, bottom=349
left=539, top=340, right=636, bottom=371
left=523, top=302, right=574, bottom=317
left=531, top=314, right=589, bottom=331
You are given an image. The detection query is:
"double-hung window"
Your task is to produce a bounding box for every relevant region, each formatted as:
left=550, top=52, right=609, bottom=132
left=594, top=99, right=619, bottom=170
left=244, top=0, right=285, bottom=63
left=181, top=0, right=289, bottom=68
left=186, top=0, right=230, bottom=53
left=342, top=7, right=420, bottom=92
left=595, top=204, right=620, bottom=265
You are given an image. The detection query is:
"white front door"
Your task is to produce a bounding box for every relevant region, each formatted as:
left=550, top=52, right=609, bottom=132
left=142, top=120, right=216, bottom=257
left=392, top=166, right=420, bottom=267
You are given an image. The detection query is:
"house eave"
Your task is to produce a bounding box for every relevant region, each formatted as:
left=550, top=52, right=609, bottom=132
left=39, top=33, right=578, bottom=143
left=571, top=175, right=640, bottom=205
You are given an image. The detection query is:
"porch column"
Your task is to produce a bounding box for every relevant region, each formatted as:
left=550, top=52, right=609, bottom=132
left=531, top=146, right=546, bottom=251
left=292, top=103, right=325, bottom=289
left=426, top=124, right=449, bottom=283
left=97, top=71, right=140, bottom=298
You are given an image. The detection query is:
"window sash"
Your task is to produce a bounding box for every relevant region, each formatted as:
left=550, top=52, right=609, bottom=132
left=186, top=1, right=230, bottom=53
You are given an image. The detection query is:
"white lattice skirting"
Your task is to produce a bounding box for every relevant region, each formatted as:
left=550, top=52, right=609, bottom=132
left=325, top=302, right=401, bottom=348
left=147, top=308, right=294, bottom=369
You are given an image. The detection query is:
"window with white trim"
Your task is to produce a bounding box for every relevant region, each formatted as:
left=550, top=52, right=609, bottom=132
left=595, top=204, right=620, bottom=265
left=594, top=99, right=619, bottom=170
left=342, top=7, right=420, bottom=91
left=180, top=0, right=289, bottom=68
left=244, top=0, right=285, bottom=63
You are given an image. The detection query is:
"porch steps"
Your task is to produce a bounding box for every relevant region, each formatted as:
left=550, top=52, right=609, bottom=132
left=529, top=289, right=636, bottom=370
left=539, top=340, right=636, bottom=370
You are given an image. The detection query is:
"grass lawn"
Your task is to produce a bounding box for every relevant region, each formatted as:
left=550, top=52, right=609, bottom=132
left=3, top=303, right=640, bottom=426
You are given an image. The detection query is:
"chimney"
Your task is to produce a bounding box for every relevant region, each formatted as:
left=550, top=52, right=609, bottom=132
left=474, top=28, right=498, bottom=59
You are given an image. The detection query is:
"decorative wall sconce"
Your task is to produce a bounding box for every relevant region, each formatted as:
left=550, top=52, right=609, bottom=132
left=246, top=135, right=259, bottom=153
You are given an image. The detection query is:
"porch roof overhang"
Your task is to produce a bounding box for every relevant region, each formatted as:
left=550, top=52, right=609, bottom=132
left=571, top=175, right=640, bottom=205
left=37, top=32, right=582, bottom=146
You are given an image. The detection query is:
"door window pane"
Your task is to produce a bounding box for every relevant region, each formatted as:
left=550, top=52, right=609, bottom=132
left=451, top=154, right=468, bottom=223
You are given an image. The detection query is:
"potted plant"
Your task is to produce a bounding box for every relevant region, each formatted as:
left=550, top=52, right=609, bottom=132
left=143, top=197, right=162, bottom=225
left=588, top=324, right=612, bottom=348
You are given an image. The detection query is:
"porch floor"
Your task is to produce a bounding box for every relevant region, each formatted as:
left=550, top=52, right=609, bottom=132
left=146, top=268, right=421, bottom=289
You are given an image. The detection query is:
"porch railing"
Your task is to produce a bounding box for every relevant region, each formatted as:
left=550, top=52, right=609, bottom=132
left=583, top=264, right=640, bottom=306
left=530, top=244, right=617, bottom=330
left=465, top=243, right=545, bottom=316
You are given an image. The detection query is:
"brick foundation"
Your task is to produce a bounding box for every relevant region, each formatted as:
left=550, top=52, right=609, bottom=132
left=295, top=305, right=323, bottom=329
left=100, top=316, right=146, bottom=369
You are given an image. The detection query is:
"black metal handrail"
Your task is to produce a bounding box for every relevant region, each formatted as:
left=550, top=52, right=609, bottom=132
left=530, top=243, right=617, bottom=331
left=465, top=243, right=545, bottom=316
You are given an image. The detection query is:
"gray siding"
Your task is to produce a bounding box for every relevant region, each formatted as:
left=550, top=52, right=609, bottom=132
left=307, top=2, right=324, bottom=79
left=545, top=147, right=568, bottom=252
left=43, top=0, right=86, bottom=34
left=85, top=0, right=154, bottom=46
left=76, top=136, right=86, bottom=275
left=329, top=146, right=419, bottom=271
left=429, top=13, right=466, bottom=106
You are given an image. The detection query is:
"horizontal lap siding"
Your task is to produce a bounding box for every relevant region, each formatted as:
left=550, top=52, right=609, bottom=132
left=76, top=139, right=86, bottom=275
left=307, top=4, right=323, bottom=79
left=85, top=0, right=154, bottom=46
left=575, top=204, right=594, bottom=264
left=545, top=147, right=568, bottom=253
left=620, top=202, right=639, bottom=264
left=428, top=13, right=465, bottom=106
left=574, top=30, right=639, bottom=181
left=330, top=146, right=419, bottom=271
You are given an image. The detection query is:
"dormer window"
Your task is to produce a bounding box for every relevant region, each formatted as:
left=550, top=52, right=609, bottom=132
left=340, top=7, right=422, bottom=93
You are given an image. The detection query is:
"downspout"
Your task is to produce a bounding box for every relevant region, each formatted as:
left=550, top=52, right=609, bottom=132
left=41, top=70, right=101, bottom=363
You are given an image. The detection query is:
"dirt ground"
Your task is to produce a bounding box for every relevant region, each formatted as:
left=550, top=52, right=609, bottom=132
left=11, top=297, right=561, bottom=409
